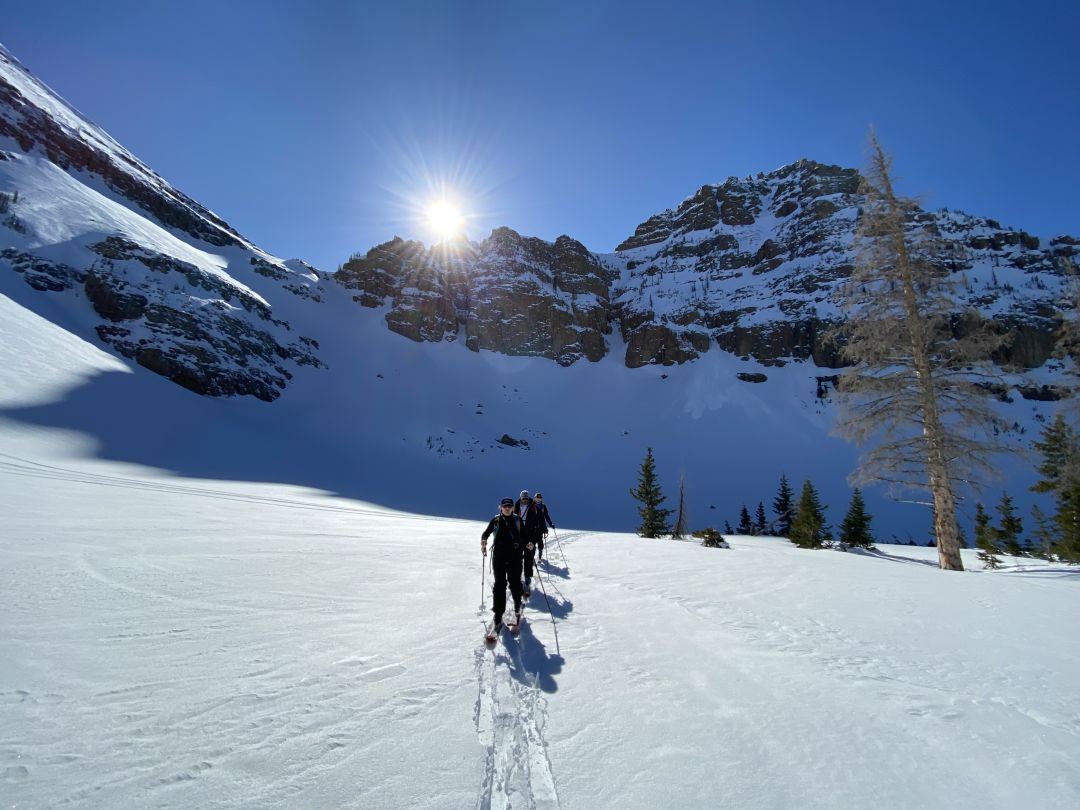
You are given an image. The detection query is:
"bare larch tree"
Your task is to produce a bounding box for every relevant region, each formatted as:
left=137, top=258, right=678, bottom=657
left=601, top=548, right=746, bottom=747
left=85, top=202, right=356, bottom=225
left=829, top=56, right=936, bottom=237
left=834, top=131, right=1007, bottom=571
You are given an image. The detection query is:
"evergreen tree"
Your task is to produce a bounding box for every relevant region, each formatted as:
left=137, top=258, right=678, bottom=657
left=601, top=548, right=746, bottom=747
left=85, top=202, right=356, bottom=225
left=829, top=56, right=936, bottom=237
left=994, top=492, right=1023, bottom=557
left=833, top=132, right=1007, bottom=571
left=724, top=520, right=734, bottom=534
left=736, top=505, right=753, bottom=535
left=754, top=502, right=768, bottom=535
left=1030, top=415, right=1080, bottom=562
left=671, top=475, right=689, bottom=540
left=790, top=480, right=828, bottom=549
left=839, top=488, right=874, bottom=548
left=975, top=503, right=1001, bottom=569
left=1031, top=504, right=1055, bottom=561
left=630, top=447, right=672, bottom=538
left=773, top=474, right=794, bottom=537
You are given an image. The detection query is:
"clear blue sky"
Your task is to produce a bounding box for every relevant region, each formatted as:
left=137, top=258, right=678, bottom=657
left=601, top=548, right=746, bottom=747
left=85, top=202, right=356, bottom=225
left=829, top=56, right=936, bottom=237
left=4, top=0, right=1078, bottom=271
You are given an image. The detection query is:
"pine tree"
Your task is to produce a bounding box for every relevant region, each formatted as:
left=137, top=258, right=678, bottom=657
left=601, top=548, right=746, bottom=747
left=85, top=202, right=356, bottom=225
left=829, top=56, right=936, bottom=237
left=724, top=520, right=734, bottom=534
left=754, top=502, right=768, bottom=536
left=975, top=503, right=1001, bottom=569
left=630, top=448, right=672, bottom=538
left=790, top=480, right=828, bottom=549
left=736, top=505, right=753, bottom=535
left=671, top=474, right=689, bottom=540
left=1030, top=415, right=1080, bottom=562
left=773, top=474, right=794, bottom=537
left=995, top=492, right=1023, bottom=557
left=833, top=132, right=1007, bottom=572
left=1030, top=504, right=1055, bottom=561
left=839, top=488, right=874, bottom=548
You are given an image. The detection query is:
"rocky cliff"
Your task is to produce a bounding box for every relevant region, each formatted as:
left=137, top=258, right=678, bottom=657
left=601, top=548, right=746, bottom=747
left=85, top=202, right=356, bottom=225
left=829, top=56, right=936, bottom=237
left=339, top=160, right=1077, bottom=375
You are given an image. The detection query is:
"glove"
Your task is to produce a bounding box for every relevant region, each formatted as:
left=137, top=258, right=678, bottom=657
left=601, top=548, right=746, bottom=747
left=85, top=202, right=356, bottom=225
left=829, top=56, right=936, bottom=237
left=526, top=542, right=534, bottom=551
left=481, top=540, right=487, bottom=555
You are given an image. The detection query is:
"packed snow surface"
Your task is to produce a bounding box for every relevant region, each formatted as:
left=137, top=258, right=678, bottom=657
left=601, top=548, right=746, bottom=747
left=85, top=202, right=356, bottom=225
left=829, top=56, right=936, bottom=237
left=2, top=293, right=1078, bottom=808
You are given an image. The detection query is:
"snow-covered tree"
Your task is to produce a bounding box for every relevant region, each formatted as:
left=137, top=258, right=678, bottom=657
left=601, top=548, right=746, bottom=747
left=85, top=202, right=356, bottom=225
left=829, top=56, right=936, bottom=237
left=631, top=448, right=672, bottom=538
left=834, top=132, right=1007, bottom=571
left=839, top=488, right=874, bottom=548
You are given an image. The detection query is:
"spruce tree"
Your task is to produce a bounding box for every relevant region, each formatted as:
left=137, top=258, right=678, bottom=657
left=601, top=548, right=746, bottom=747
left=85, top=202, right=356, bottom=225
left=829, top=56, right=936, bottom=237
left=1030, top=415, right=1080, bottom=561
left=975, top=503, right=1001, bottom=569
left=630, top=448, right=672, bottom=538
left=724, top=520, right=734, bottom=534
left=754, top=502, right=768, bottom=536
left=773, top=474, right=794, bottom=537
left=839, top=487, right=874, bottom=548
left=736, top=505, right=753, bottom=535
left=1031, top=504, right=1055, bottom=561
left=995, top=492, right=1023, bottom=557
left=790, top=480, right=828, bottom=549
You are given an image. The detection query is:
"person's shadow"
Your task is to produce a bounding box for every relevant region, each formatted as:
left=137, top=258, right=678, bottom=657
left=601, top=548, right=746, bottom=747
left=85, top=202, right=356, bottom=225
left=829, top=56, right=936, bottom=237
left=501, top=620, right=564, bottom=694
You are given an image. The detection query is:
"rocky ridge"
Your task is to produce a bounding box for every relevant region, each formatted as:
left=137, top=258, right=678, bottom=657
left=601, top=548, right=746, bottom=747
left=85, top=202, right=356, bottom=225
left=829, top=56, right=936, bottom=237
left=0, top=45, right=323, bottom=401
left=338, top=160, right=1077, bottom=375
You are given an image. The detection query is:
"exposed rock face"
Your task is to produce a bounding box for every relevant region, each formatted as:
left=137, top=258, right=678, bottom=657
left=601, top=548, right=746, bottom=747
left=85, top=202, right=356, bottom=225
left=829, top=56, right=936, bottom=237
left=83, top=238, right=322, bottom=401
left=336, top=158, right=1076, bottom=374
left=336, top=228, right=615, bottom=366
left=0, top=46, right=325, bottom=401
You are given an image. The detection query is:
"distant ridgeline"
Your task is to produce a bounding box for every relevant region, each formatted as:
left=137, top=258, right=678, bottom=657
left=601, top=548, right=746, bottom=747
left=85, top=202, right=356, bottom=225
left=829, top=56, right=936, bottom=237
left=336, top=161, right=1076, bottom=390
left=1, top=42, right=1077, bottom=403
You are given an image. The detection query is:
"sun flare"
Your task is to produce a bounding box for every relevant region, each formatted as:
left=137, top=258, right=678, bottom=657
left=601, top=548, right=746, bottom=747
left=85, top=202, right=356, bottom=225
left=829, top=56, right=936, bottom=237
left=426, top=199, right=465, bottom=239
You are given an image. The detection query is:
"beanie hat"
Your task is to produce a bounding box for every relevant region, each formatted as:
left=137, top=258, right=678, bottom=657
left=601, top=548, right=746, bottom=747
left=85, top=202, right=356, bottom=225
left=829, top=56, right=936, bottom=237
left=519, top=490, right=531, bottom=500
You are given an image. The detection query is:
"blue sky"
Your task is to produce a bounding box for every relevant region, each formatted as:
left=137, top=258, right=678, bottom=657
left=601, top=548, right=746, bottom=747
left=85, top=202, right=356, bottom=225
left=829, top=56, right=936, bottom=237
left=4, top=0, right=1078, bottom=271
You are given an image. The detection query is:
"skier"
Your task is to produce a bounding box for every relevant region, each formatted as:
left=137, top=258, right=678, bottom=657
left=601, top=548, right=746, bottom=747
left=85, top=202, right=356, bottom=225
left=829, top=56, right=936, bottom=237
left=534, top=491, right=555, bottom=562
left=481, top=497, right=529, bottom=636
left=514, top=490, right=545, bottom=594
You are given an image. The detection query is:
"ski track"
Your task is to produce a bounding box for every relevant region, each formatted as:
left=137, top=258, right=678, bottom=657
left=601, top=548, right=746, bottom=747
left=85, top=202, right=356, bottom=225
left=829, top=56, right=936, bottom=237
left=473, top=546, right=568, bottom=810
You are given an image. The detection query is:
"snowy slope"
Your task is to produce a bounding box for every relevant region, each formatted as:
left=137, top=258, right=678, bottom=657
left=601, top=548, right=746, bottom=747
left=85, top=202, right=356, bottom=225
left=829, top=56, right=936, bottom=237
left=2, top=404, right=1078, bottom=808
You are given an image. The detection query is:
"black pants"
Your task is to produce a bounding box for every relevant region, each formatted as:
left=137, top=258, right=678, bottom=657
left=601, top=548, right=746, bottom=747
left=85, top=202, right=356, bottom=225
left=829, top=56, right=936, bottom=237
left=523, top=531, right=543, bottom=579
left=491, top=547, right=524, bottom=621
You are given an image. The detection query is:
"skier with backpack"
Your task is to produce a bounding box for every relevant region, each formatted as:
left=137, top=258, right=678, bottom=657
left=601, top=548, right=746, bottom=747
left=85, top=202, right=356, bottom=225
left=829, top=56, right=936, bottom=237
left=534, top=491, right=555, bottom=562
left=481, top=497, right=531, bottom=639
left=514, top=490, right=545, bottom=595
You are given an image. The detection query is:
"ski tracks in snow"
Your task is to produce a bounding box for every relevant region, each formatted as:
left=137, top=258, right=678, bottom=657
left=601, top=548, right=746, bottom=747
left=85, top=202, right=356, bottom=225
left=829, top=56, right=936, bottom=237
left=474, top=643, right=559, bottom=810
left=470, top=532, right=586, bottom=809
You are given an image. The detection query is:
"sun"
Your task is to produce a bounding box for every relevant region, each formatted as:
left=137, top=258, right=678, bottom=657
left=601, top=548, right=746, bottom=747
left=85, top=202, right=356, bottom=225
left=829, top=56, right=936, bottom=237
left=426, top=199, right=465, bottom=239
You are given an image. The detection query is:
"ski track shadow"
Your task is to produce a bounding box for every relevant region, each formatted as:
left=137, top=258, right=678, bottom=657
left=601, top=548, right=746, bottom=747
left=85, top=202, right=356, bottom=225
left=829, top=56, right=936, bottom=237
left=504, top=623, right=564, bottom=695
left=998, top=566, right=1080, bottom=580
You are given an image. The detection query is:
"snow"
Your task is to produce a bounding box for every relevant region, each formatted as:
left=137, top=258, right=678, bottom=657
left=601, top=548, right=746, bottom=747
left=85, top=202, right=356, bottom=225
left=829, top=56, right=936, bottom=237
left=2, top=291, right=1079, bottom=809
left=2, top=418, right=1079, bottom=808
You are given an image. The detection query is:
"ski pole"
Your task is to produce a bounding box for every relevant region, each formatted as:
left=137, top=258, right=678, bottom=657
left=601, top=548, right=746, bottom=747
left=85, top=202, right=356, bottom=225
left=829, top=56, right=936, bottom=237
left=552, top=528, right=567, bottom=565
left=534, top=565, right=561, bottom=657
left=480, top=548, right=487, bottom=612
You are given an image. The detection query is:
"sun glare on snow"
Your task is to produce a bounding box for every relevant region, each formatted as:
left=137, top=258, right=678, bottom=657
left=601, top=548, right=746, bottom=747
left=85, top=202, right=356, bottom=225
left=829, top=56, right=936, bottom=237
left=426, top=199, right=465, bottom=239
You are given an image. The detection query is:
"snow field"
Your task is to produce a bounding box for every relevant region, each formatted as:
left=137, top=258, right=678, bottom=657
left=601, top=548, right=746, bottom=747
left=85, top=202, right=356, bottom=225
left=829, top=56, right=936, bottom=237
left=2, top=423, right=1078, bottom=809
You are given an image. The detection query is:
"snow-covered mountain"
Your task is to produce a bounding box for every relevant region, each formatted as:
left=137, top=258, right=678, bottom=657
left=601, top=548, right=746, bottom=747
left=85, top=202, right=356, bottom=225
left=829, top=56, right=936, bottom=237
left=0, top=43, right=1074, bottom=537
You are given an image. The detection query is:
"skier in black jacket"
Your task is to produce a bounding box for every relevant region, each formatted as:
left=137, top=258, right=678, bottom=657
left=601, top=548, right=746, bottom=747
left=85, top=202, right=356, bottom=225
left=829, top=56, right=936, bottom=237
left=514, top=490, right=545, bottom=593
left=534, top=491, right=555, bottom=562
left=481, top=497, right=530, bottom=632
